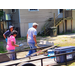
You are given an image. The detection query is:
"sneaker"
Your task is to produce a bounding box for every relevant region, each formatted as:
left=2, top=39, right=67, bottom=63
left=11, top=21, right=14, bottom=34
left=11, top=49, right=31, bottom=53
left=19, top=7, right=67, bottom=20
left=25, top=55, right=30, bottom=57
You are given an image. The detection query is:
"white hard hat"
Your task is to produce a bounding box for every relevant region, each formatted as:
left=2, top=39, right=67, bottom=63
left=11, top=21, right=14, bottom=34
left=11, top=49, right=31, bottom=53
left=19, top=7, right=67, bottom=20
left=9, top=26, right=13, bottom=29
left=32, top=22, right=39, bottom=26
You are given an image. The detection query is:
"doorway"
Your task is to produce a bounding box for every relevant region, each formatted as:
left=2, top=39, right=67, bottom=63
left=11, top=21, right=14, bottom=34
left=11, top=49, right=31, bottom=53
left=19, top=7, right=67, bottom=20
left=58, top=9, right=63, bottom=14
left=57, top=26, right=59, bottom=34
left=28, top=23, right=33, bottom=28
left=0, top=22, right=4, bottom=35
left=65, top=20, right=67, bottom=32
left=60, top=9, right=63, bottom=13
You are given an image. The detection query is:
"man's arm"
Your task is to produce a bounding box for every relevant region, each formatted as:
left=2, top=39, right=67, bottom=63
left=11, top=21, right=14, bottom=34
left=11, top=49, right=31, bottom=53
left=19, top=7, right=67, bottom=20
left=33, top=30, right=37, bottom=44
left=3, top=34, right=6, bottom=39
left=3, top=30, right=9, bottom=39
left=27, top=34, right=28, bottom=40
left=33, top=35, right=37, bottom=44
left=27, top=34, right=29, bottom=45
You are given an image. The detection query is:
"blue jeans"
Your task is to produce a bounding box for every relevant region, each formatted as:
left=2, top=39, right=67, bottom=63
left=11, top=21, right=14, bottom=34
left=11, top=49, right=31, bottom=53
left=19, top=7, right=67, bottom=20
left=26, top=42, right=37, bottom=57
left=8, top=50, right=16, bottom=60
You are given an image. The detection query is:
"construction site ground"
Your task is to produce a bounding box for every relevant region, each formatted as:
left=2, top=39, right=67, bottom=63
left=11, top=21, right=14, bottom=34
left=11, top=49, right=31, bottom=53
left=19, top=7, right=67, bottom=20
left=1, top=33, right=75, bottom=66
left=39, top=33, right=75, bottom=47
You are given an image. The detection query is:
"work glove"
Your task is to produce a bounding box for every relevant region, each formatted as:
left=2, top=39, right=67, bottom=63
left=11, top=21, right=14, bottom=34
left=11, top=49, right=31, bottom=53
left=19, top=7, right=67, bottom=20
left=5, top=38, right=7, bottom=42
left=35, top=44, right=38, bottom=47
left=35, top=44, right=39, bottom=48
left=19, top=44, right=23, bottom=47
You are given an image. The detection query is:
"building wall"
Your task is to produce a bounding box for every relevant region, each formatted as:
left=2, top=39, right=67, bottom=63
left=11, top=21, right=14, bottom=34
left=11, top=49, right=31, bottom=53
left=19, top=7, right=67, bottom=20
left=55, top=10, right=75, bottom=34
left=2, top=9, right=12, bottom=32
left=59, top=21, right=65, bottom=33
left=72, top=20, right=75, bottom=31
left=3, top=9, right=11, bottom=14
left=3, top=9, right=20, bottom=36
left=12, top=9, right=20, bottom=28
left=3, top=9, right=20, bottom=28
left=67, top=20, right=71, bottom=31
left=58, top=20, right=72, bottom=33
left=64, top=10, right=75, bottom=32
left=72, top=10, right=75, bottom=31
left=19, top=9, right=58, bottom=37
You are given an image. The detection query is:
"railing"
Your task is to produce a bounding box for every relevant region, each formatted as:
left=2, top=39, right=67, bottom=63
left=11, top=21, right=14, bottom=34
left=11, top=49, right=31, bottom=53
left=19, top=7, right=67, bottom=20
left=43, top=13, right=63, bottom=29
left=26, top=51, right=75, bottom=66
left=41, top=10, right=73, bottom=36
left=0, top=46, right=75, bottom=66
left=55, top=13, right=63, bottom=27
left=41, top=13, right=64, bottom=35
left=0, top=45, right=52, bottom=56
left=65, top=10, right=72, bottom=18
left=43, top=10, right=72, bottom=29
left=41, top=13, right=63, bottom=32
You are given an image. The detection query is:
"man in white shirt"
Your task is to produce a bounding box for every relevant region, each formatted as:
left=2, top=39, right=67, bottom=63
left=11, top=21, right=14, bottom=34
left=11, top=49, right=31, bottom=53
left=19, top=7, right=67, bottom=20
left=26, top=22, right=39, bottom=57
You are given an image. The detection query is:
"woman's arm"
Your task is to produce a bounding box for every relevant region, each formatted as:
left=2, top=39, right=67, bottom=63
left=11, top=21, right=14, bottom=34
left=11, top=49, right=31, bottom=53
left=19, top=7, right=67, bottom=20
left=11, top=41, right=19, bottom=47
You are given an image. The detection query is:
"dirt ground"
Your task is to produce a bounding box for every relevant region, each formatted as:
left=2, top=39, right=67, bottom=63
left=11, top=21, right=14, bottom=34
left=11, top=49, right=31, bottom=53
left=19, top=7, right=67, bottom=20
left=1, top=33, right=75, bottom=58
left=1, top=34, right=75, bottom=66
left=39, top=33, right=75, bottom=47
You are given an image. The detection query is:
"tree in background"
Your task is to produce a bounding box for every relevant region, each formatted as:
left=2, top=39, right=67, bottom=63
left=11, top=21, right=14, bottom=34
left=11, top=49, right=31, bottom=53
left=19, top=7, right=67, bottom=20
left=0, top=9, right=4, bottom=20
left=0, top=9, right=4, bottom=36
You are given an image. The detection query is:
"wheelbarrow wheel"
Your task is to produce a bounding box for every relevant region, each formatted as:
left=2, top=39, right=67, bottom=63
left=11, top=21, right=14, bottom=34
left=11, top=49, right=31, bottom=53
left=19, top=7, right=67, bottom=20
left=17, top=62, right=36, bottom=66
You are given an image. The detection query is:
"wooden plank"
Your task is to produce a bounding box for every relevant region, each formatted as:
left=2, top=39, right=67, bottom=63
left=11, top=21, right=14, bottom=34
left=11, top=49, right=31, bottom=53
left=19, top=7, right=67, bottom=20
left=0, top=55, right=47, bottom=66
left=63, top=20, right=64, bottom=33
left=71, top=20, right=72, bottom=32
left=28, top=58, right=56, bottom=66
left=30, top=45, right=58, bottom=56
left=0, top=54, right=10, bottom=63
left=0, top=58, right=29, bottom=66
left=64, top=17, right=73, bottom=20
left=0, top=54, right=59, bottom=66
left=0, top=45, right=52, bottom=56
left=54, top=13, right=55, bottom=27
left=0, top=55, right=58, bottom=66
left=0, top=53, right=75, bottom=66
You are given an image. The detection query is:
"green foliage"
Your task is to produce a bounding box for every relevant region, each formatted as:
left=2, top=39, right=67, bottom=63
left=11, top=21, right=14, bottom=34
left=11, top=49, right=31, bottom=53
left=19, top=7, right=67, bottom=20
left=0, top=35, right=3, bottom=38
left=0, top=42, right=7, bottom=53
left=0, top=10, right=4, bottom=20
left=17, top=36, right=27, bottom=41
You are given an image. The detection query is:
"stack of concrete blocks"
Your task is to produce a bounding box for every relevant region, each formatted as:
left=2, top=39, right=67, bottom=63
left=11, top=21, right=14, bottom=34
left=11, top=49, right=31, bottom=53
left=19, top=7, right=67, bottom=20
left=38, top=40, right=54, bottom=47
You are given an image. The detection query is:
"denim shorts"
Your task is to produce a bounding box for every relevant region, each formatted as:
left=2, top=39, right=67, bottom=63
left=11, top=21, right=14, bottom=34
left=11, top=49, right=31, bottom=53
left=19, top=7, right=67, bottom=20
left=8, top=50, right=16, bottom=60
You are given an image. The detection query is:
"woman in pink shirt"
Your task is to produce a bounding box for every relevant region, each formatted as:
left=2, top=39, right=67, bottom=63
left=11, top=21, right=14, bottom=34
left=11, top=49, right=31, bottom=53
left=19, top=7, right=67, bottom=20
left=6, top=30, right=23, bottom=60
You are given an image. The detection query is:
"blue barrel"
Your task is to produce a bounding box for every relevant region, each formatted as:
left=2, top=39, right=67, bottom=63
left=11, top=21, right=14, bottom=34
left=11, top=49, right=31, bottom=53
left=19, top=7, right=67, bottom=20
left=55, top=46, right=75, bottom=63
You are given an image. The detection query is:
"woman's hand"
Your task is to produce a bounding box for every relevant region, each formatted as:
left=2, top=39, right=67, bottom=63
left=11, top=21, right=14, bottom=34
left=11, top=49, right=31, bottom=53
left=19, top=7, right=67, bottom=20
left=19, top=44, right=23, bottom=47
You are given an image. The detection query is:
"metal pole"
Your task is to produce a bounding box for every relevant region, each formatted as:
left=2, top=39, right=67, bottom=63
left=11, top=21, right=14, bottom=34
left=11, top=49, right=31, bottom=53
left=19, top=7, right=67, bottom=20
left=63, top=9, right=64, bottom=33
left=41, top=59, right=43, bottom=66
left=71, top=9, right=72, bottom=32
left=54, top=13, right=55, bottom=27
left=71, top=9, right=72, bottom=18
left=63, top=9, right=64, bottom=18
left=64, top=54, right=67, bottom=66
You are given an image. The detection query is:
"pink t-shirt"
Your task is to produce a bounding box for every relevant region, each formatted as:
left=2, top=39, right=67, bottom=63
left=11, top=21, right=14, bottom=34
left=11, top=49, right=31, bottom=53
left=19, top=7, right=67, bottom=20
left=6, top=35, right=16, bottom=50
